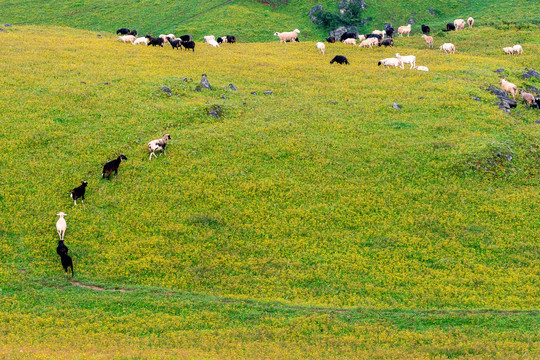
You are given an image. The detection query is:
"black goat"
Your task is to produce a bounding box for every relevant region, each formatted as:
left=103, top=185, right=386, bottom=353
left=421, top=24, right=430, bottom=34
left=226, top=35, right=236, bottom=43
left=116, top=28, right=130, bottom=35
left=378, top=39, right=394, bottom=47
left=129, top=29, right=138, bottom=36
left=217, top=37, right=223, bottom=43
left=147, top=36, right=164, bottom=47
left=102, top=154, right=127, bottom=180
left=169, top=38, right=182, bottom=49
left=182, top=41, right=196, bottom=51
left=59, top=253, right=74, bottom=278
left=330, top=55, right=349, bottom=65
left=326, top=36, right=336, bottom=43
left=340, top=32, right=357, bottom=41
left=57, top=240, right=69, bottom=256
left=178, top=34, right=193, bottom=42
left=443, top=23, right=456, bottom=32
left=70, top=181, right=88, bottom=206
left=385, top=27, right=394, bottom=38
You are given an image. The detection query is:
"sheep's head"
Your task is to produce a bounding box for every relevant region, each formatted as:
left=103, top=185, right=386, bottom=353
left=81, top=181, right=88, bottom=186
left=57, top=212, right=67, bottom=217
left=164, top=134, right=171, bottom=140
left=294, top=29, right=300, bottom=34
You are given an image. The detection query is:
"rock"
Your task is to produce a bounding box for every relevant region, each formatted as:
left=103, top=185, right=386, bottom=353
left=309, top=5, right=324, bottom=25
left=0, top=28, right=6, bottom=32
left=263, top=91, right=273, bottom=95
left=103, top=82, right=110, bottom=85
left=522, top=69, right=540, bottom=79
left=4, top=24, right=12, bottom=27
left=472, top=96, right=481, bottom=101
left=251, top=91, right=257, bottom=95
left=330, top=26, right=348, bottom=40
left=181, top=77, right=188, bottom=82
left=200, top=74, right=211, bottom=89
left=161, top=86, right=172, bottom=95
left=195, top=86, right=201, bottom=92
left=208, top=106, right=223, bottom=118
left=534, top=120, right=540, bottom=124
left=221, top=95, right=227, bottom=99
left=384, top=23, right=394, bottom=31
left=429, top=7, right=436, bottom=16
left=487, top=85, right=508, bottom=98
left=494, top=68, right=505, bottom=73
left=409, top=18, right=415, bottom=25
left=229, top=83, right=237, bottom=91
left=392, top=102, right=402, bottom=109
left=97, top=34, right=102, bottom=38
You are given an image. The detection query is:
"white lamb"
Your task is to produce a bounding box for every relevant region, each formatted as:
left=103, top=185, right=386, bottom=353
left=454, top=19, right=466, bottom=30
left=512, top=44, right=523, bottom=55
left=395, top=53, right=416, bottom=69
left=378, top=58, right=402, bottom=69
left=316, top=42, right=325, bottom=55
left=503, top=47, right=514, bottom=55
left=358, top=34, right=366, bottom=41
left=274, top=29, right=300, bottom=43
left=132, top=37, right=148, bottom=45
left=414, top=66, right=429, bottom=72
left=56, top=212, right=67, bottom=241
left=204, top=35, right=220, bottom=47
left=116, top=35, right=136, bottom=43
left=342, top=38, right=357, bottom=45
left=440, top=43, right=455, bottom=54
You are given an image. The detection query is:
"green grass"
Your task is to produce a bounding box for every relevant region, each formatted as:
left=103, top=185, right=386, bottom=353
left=0, top=19, right=539, bottom=359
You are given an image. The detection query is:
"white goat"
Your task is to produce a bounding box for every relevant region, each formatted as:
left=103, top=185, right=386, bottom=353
left=440, top=43, right=455, bottom=54
left=512, top=44, right=523, bottom=55
left=132, top=37, right=148, bottom=45
left=316, top=42, right=325, bottom=55
left=274, top=29, right=300, bottom=43
left=116, top=35, right=136, bottom=43
left=148, top=134, right=172, bottom=161
left=358, top=34, right=366, bottom=41
left=398, top=24, right=411, bottom=37
left=342, top=38, right=357, bottom=45
left=421, top=34, right=434, bottom=48
left=56, top=212, right=67, bottom=241
left=378, top=58, right=402, bottom=69
left=503, top=47, right=514, bottom=55
left=499, top=79, right=517, bottom=99
left=454, top=19, right=466, bottom=30
left=395, top=53, right=416, bottom=69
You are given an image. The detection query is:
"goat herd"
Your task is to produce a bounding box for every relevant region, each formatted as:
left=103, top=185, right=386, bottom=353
left=55, top=134, right=172, bottom=277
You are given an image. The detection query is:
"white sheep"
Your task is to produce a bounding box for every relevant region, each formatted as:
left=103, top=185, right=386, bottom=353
left=56, top=212, right=67, bottom=241
left=499, top=79, right=517, bottom=99
left=359, top=37, right=378, bottom=48
left=395, top=53, right=416, bottom=69
left=148, top=134, right=172, bottom=161
left=204, top=35, right=220, bottom=47
left=342, top=38, right=357, bottom=45
left=116, top=35, right=136, bottom=43
left=358, top=34, right=366, bottom=41
left=372, top=30, right=385, bottom=37
left=440, top=43, right=455, bottom=54
left=454, top=19, right=466, bottom=30
left=316, top=42, right=325, bottom=55
left=467, top=17, right=474, bottom=28
left=132, top=37, right=148, bottom=45
left=274, top=29, right=300, bottom=43
left=378, top=58, right=402, bottom=69
left=421, top=34, right=434, bottom=48
left=414, top=66, right=429, bottom=72
left=503, top=47, right=514, bottom=55
left=398, top=24, right=411, bottom=37
left=512, top=44, right=523, bottom=55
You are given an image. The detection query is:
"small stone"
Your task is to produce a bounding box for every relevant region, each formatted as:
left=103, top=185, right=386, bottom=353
left=522, top=69, right=540, bottom=79
left=429, top=7, right=436, bottom=16
left=263, top=91, right=273, bottom=95
left=0, top=28, right=6, bottom=32
left=472, top=96, right=481, bottom=101
left=221, top=95, right=226, bottom=99
left=161, top=86, right=172, bottom=95
left=494, top=68, right=505, bottom=73
left=392, top=102, right=402, bottom=109
left=181, top=77, right=188, bottom=82
left=229, top=84, right=237, bottom=91
left=103, top=82, right=109, bottom=85
left=208, top=105, right=223, bottom=118
left=535, top=120, right=540, bottom=124
left=195, top=86, right=201, bottom=92
left=201, top=74, right=211, bottom=89
left=4, top=24, right=12, bottom=27
left=251, top=91, right=257, bottom=95
left=97, top=34, right=102, bottom=38
left=80, top=81, right=86, bottom=84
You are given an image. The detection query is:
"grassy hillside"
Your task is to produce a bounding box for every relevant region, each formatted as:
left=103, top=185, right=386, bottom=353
left=0, top=0, right=539, bottom=42
left=0, top=22, right=539, bottom=357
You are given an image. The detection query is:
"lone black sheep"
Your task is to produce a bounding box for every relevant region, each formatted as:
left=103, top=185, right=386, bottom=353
left=443, top=23, right=456, bottom=32
left=70, top=181, right=88, bottom=206
left=330, top=55, right=349, bottom=65
left=421, top=24, right=431, bottom=34
left=102, top=154, right=127, bottom=180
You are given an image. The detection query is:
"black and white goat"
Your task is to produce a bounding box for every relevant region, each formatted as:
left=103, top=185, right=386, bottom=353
left=70, top=181, right=87, bottom=206
left=148, top=134, right=171, bottom=161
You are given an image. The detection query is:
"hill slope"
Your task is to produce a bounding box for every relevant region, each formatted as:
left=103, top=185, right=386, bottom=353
left=0, top=0, right=539, bottom=41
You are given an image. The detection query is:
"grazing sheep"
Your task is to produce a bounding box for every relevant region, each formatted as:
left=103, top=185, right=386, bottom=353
left=520, top=90, right=537, bottom=107
left=159, top=34, right=170, bottom=44
left=422, top=34, right=434, bottom=48
left=56, top=212, right=67, bottom=241
left=147, top=36, right=164, bottom=47
left=59, top=252, right=74, bottom=278
left=330, top=55, right=349, bottom=65
left=454, top=19, right=466, bottom=30
left=512, top=44, right=523, bottom=55
left=102, top=154, right=128, bottom=180
left=178, top=35, right=193, bottom=42
left=148, top=134, right=171, bottom=160
left=372, top=30, right=385, bottom=37
left=385, top=27, right=394, bottom=38
left=503, top=47, right=514, bottom=55
left=357, top=34, right=366, bottom=41
left=378, top=39, right=394, bottom=47
left=414, top=66, right=429, bottom=72
left=70, top=181, right=87, bottom=206
left=365, top=33, right=383, bottom=42
left=342, top=38, right=357, bottom=45
left=467, top=17, right=474, bottom=28
left=116, top=35, right=136, bottom=43
left=116, top=28, right=131, bottom=35
left=57, top=240, right=68, bottom=257
left=130, top=29, right=138, bottom=36
left=274, top=29, right=300, bottom=43
left=182, top=41, right=196, bottom=51
left=378, top=58, right=402, bottom=69
left=398, top=24, right=411, bottom=37
left=169, top=38, right=182, bottom=49
left=166, top=33, right=175, bottom=39
left=443, top=23, right=456, bottom=32
left=204, top=35, right=220, bottom=47
left=326, top=36, right=336, bottom=43
left=358, top=38, right=375, bottom=48
left=440, top=43, right=455, bottom=54
left=499, top=79, right=518, bottom=99
left=421, top=24, right=431, bottom=34
left=132, top=36, right=148, bottom=45
left=395, top=53, right=416, bottom=69
left=226, top=35, right=236, bottom=43
left=340, top=32, right=357, bottom=41
left=316, top=42, right=326, bottom=55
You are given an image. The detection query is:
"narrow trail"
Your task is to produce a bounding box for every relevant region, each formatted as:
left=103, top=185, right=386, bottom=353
left=69, top=280, right=132, bottom=292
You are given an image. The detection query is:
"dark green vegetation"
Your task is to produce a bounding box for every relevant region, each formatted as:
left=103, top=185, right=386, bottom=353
left=0, top=0, right=539, bottom=358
